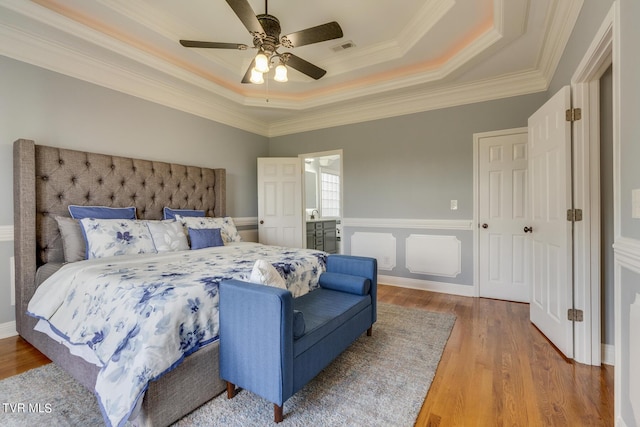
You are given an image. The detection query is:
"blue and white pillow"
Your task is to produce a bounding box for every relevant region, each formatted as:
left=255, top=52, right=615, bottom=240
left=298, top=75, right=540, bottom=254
left=146, top=220, right=189, bottom=253
left=80, top=218, right=157, bottom=259
left=177, top=216, right=242, bottom=243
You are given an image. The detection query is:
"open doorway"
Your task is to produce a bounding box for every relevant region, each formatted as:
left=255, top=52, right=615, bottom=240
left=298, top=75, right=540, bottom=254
left=300, top=150, right=343, bottom=253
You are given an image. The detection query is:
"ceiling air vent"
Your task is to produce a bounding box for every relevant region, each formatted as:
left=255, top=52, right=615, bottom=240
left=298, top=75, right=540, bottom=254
left=331, top=40, right=356, bottom=52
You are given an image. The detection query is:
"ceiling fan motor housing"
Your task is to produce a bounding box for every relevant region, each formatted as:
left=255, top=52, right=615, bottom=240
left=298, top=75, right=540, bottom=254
left=255, top=14, right=281, bottom=54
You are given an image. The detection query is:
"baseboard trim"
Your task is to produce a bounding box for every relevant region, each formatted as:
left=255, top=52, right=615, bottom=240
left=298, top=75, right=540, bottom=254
left=601, top=343, right=615, bottom=366
left=378, top=274, right=474, bottom=297
left=0, top=321, right=17, bottom=339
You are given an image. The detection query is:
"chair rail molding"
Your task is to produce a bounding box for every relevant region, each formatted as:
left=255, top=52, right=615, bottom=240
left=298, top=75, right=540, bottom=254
left=342, top=218, right=473, bottom=230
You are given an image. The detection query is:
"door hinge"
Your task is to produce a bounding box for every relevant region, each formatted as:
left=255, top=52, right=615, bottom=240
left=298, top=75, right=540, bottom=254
left=568, top=308, right=584, bottom=322
left=567, top=208, right=583, bottom=222
left=566, top=108, right=582, bottom=122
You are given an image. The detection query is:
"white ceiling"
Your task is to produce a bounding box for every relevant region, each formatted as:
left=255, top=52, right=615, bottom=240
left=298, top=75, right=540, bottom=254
left=0, top=0, right=583, bottom=136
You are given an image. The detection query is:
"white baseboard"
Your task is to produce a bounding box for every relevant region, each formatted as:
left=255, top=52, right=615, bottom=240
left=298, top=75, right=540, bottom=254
left=601, top=343, right=615, bottom=366
left=0, top=321, right=17, bottom=339
left=378, top=274, right=475, bottom=297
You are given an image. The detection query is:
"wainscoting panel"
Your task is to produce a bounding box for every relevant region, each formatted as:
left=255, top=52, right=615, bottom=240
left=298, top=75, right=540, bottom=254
left=629, top=293, right=640, bottom=419
left=350, top=232, right=396, bottom=271
left=405, top=234, right=461, bottom=277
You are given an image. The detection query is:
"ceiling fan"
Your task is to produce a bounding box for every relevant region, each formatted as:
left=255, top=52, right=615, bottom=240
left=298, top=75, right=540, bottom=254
left=179, top=0, right=343, bottom=84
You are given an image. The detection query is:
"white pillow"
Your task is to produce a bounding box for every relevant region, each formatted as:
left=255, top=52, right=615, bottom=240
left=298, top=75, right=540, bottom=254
left=176, top=216, right=242, bottom=243
left=146, top=220, right=189, bottom=253
left=249, top=260, right=286, bottom=289
left=80, top=218, right=157, bottom=259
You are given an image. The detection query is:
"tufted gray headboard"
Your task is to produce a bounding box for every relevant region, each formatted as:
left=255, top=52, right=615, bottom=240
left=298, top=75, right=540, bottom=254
left=13, top=138, right=226, bottom=337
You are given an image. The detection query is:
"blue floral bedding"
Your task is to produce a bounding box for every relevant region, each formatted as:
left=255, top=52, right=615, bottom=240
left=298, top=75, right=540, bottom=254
left=27, top=242, right=327, bottom=427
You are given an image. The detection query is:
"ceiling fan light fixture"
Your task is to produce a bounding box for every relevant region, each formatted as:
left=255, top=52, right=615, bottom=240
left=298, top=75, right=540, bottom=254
left=249, top=68, right=264, bottom=84
left=254, top=52, right=270, bottom=73
left=274, top=64, right=288, bottom=82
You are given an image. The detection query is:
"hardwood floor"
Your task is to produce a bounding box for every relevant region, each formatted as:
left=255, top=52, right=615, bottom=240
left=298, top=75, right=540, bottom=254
left=0, top=284, right=614, bottom=426
left=377, top=285, right=614, bottom=427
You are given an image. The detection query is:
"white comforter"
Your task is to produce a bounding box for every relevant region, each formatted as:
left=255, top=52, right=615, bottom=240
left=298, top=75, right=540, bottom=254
left=28, top=242, right=327, bottom=427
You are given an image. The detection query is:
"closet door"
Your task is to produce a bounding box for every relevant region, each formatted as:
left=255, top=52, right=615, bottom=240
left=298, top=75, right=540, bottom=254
left=257, top=158, right=303, bottom=248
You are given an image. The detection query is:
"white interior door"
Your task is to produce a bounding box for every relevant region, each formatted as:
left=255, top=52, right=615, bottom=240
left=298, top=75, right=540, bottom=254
left=528, top=86, right=573, bottom=359
left=257, top=157, right=303, bottom=248
left=478, top=129, right=530, bottom=302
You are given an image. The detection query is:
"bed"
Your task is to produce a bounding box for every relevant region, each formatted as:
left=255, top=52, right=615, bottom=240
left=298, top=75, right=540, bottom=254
left=13, top=139, right=326, bottom=426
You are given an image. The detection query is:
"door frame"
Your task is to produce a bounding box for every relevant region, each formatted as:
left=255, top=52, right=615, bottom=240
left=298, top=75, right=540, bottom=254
left=570, top=4, right=615, bottom=366
left=472, top=127, right=528, bottom=298
left=298, top=149, right=344, bottom=249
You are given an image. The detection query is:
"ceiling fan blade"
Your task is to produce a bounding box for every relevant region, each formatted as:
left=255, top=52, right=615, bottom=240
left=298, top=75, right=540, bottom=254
left=241, top=58, right=256, bottom=84
left=180, top=40, right=248, bottom=50
left=225, top=0, right=265, bottom=37
left=281, top=22, right=343, bottom=48
left=285, top=54, right=327, bottom=80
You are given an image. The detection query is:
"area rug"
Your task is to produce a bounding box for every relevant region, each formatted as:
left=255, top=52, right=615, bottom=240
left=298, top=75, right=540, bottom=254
left=0, top=303, right=455, bottom=426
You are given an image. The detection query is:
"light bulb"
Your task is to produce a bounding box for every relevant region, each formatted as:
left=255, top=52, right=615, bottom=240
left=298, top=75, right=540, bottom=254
left=254, top=53, right=269, bottom=73
left=274, top=64, right=288, bottom=82
left=249, top=69, right=264, bottom=84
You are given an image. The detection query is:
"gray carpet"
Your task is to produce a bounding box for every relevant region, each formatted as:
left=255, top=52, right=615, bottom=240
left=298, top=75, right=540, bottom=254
left=0, top=303, right=455, bottom=427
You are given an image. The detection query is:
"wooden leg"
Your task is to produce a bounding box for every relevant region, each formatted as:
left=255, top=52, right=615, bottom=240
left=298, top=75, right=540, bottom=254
left=274, top=404, right=283, bottom=423
left=367, top=326, right=373, bottom=336
left=226, top=381, right=236, bottom=399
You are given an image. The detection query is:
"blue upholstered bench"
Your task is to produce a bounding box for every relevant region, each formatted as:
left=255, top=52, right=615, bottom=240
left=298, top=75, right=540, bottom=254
left=219, top=254, right=377, bottom=422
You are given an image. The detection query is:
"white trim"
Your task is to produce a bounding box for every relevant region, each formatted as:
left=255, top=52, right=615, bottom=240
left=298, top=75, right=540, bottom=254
left=379, top=274, right=474, bottom=297
left=570, top=3, right=616, bottom=366
left=232, top=217, right=258, bottom=227
left=602, top=343, right=615, bottom=366
left=0, top=321, right=17, bottom=339
left=342, top=218, right=473, bottom=230
left=613, top=237, right=640, bottom=269
left=0, top=225, right=14, bottom=241
left=472, top=127, right=528, bottom=298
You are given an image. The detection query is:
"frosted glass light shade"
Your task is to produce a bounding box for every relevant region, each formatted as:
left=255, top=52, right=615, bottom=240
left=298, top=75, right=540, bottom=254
left=250, top=69, right=264, bottom=84
left=274, top=64, right=288, bottom=82
left=254, top=53, right=270, bottom=73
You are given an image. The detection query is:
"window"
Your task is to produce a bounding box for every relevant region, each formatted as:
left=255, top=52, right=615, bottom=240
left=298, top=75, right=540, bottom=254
left=320, top=170, right=340, bottom=217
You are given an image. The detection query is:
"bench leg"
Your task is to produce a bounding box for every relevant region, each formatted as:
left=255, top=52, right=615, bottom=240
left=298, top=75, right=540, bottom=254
left=367, top=326, right=373, bottom=336
left=274, top=404, right=283, bottom=423
left=226, top=381, right=236, bottom=399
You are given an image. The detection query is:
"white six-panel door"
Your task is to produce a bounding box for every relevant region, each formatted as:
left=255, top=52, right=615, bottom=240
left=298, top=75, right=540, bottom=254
left=478, top=129, right=530, bottom=302
left=257, top=158, right=303, bottom=248
left=528, top=86, right=573, bottom=359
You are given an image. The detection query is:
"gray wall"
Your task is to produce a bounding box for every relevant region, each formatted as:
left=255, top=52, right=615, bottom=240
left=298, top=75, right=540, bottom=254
left=0, top=55, right=268, bottom=325
left=270, top=93, right=547, bottom=286
left=619, top=0, right=640, bottom=424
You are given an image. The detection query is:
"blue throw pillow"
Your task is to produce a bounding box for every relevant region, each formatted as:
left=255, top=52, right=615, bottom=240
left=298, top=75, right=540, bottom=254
left=69, top=205, right=136, bottom=220
left=188, top=227, right=224, bottom=250
left=163, top=207, right=205, bottom=220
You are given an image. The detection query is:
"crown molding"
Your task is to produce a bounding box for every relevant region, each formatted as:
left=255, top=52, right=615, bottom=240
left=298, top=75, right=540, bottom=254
left=537, top=0, right=584, bottom=81
left=0, top=0, right=577, bottom=137
left=0, top=10, right=269, bottom=136
left=267, top=69, right=548, bottom=136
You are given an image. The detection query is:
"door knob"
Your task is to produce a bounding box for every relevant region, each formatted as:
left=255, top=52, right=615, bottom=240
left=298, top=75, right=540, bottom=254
left=482, top=223, right=488, bottom=229
left=524, top=226, right=533, bottom=233
left=259, top=220, right=264, bottom=225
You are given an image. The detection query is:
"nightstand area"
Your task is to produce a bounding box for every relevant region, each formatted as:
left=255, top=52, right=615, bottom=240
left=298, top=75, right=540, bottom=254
left=306, top=220, right=337, bottom=253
